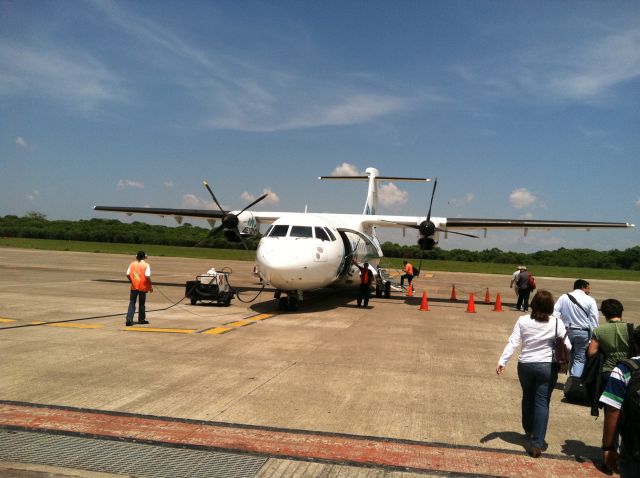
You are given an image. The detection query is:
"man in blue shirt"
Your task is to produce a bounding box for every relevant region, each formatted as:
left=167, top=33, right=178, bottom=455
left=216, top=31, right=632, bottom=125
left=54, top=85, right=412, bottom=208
left=554, top=279, right=599, bottom=378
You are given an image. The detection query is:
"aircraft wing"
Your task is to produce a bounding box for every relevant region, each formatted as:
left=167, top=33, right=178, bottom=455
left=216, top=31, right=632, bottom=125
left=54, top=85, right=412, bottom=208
left=442, top=218, right=635, bottom=230
left=362, top=215, right=634, bottom=231
left=93, top=206, right=283, bottom=225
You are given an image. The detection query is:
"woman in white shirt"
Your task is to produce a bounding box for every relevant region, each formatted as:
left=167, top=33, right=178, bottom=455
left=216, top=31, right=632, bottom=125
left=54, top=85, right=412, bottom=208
left=496, top=290, right=572, bottom=458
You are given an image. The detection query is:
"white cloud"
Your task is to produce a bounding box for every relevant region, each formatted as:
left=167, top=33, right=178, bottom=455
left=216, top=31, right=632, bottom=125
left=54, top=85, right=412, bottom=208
left=163, top=180, right=174, bottom=188
left=89, top=1, right=411, bottom=132
left=16, top=137, right=28, bottom=148
left=509, top=188, right=537, bottom=209
left=182, top=194, right=212, bottom=209
left=0, top=42, right=126, bottom=114
left=547, top=29, right=640, bottom=100
left=635, top=197, right=640, bottom=208
left=448, top=192, right=475, bottom=208
left=331, top=163, right=361, bottom=176
left=116, top=179, right=144, bottom=190
left=240, top=188, right=280, bottom=207
left=378, top=183, right=408, bottom=209
left=26, top=190, right=40, bottom=202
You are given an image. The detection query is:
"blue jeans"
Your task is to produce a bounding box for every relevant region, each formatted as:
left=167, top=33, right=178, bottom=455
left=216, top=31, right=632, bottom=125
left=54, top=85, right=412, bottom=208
left=126, top=290, right=146, bottom=323
left=517, top=362, right=558, bottom=448
left=567, top=329, right=590, bottom=377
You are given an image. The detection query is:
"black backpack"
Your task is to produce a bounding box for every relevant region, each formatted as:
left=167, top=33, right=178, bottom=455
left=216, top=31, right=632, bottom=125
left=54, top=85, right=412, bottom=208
left=619, top=358, right=640, bottom=462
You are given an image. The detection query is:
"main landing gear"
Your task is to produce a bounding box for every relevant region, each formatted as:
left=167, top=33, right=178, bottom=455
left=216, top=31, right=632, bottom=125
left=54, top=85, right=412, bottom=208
left=274, top=290, right=302, bottom=311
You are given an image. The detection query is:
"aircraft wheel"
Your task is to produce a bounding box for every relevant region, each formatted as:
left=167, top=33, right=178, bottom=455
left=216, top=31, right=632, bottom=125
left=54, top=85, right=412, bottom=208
left=375, top=283, right=382, bottom=298
left=190, top=298, right=197, bottom=305
left=384, top=281, right=391, bottom=298
left=278, top=297, right=288, bottom=310
left=287, top=296, right=298, bottom=312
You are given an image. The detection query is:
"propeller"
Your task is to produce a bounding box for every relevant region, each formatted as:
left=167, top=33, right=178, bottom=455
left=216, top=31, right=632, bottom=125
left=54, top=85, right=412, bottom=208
left=198, top=181, right=268, bottom=249
left=383, top=177, right=479, bottom=250
left=417, top=178, right=480, bottom=246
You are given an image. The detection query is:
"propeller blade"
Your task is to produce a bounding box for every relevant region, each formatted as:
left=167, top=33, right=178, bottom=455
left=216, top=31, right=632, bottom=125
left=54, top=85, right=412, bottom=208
left=380, top=219, right=419, bottom=229
left=426, top=177, right=438, bottom=222
left=436, top=227, right=479, bottom=239
left=203, top=181, right=226, bottom=213
left=238, top=192, right=269, bottom=215
left=234, top=228, right=250, bottom=250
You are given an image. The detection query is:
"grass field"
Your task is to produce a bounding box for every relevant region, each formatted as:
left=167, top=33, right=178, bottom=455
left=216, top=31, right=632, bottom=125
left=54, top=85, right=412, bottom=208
left=2, top=237, right=639, bottom=282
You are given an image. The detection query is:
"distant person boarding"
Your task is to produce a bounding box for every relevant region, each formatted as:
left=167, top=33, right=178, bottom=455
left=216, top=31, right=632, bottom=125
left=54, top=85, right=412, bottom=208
left=126, top=251, right=153, bottom=326
left=554, top=279, right=599, bottom=378
left=400, top=261, right=414, bottom=287
left=511, top=266, right=524, bottom=297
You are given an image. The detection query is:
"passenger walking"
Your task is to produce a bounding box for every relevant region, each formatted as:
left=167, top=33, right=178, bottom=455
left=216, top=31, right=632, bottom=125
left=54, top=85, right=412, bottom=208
left=588, top=299, right=635, bottom=399
left=496, top=290, right=571, bottom=458
left=510, top=265, right=524, bottom=297
left=554, top=279, right=599, bottom=378
left=514, top=266, right=532, bottom=311
left=599, top=326, right=640, bottom=476
left=126, top=251, right=153, bottom=326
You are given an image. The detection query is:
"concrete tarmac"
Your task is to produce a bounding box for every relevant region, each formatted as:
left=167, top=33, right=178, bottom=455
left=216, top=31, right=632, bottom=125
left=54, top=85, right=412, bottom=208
left=1, top=247, right=638, bottom=477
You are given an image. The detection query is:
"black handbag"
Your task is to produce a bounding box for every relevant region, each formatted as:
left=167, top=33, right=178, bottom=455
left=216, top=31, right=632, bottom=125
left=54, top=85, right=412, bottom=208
left=553, top=318, right=570, bottom=374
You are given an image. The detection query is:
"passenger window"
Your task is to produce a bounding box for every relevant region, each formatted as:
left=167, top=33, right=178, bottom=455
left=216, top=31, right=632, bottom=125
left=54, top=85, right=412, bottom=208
left=269, top=225, right=289, bottom=237
left=324, top=227, right=336, bottom=241
left=290, top=226, right=313, bottom=238
left=314, top=227, right=330, bottom=241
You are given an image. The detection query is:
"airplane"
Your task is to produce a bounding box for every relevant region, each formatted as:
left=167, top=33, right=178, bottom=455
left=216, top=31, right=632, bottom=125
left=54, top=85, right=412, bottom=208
left=94, top=167, right=635, bottom=310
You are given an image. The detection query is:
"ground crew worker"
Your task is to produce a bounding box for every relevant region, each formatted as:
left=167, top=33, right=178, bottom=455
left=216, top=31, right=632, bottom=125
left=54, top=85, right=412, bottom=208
left=126, top=251, right=153, bottom=326
left=400, top=260, right=414, bottom=287
left=353, top=260, right=374, bottom=308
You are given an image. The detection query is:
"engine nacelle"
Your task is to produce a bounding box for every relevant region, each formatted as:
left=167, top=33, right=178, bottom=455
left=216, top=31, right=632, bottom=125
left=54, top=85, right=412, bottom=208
left=418, top=220, right=439, bottom=250
left=236, top=211, right=258, bottom=236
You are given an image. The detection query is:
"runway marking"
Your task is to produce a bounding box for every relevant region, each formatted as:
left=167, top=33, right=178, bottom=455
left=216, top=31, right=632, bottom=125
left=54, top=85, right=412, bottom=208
left=123, top=327, right=196, bottom=334
left=202, top=327, right=233, bottom=335
left=44, top=323, right=102, bottom=329
left=0, top=318, right=16, bottom=323
left=201, top=313, right=274, bottom=335
left=0, top=401, right=605, bottom=478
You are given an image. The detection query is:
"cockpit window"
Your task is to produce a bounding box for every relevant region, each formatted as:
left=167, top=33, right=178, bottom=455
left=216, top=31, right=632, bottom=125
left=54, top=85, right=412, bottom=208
left=290, top=226, right=313, bottom=238
left=314, top=227, right=330, bottom=241
left=268, top=225, right=289, bottom=237
left=323, top=227, right=337, bottom=241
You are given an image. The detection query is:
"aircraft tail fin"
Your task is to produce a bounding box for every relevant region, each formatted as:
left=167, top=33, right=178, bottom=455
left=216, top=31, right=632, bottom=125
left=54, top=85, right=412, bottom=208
left=319, top=167, right=431, bottom=215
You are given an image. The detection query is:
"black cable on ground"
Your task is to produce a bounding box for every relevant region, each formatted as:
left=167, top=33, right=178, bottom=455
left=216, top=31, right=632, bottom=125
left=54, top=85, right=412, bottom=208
left=0, top=284, right=197, bottom=331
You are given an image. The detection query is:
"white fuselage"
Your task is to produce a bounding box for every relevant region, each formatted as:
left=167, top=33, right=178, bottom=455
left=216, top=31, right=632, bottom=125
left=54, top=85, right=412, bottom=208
left=255, top=213, right=381, bottom=292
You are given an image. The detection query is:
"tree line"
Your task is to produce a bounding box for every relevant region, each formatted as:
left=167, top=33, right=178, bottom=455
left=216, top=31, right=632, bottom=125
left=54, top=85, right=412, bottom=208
left=2, top=212, right=639, bottom=270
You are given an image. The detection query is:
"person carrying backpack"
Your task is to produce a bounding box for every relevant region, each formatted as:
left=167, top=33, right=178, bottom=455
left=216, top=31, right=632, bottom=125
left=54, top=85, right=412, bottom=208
left=599, top=325, right=640, bottom=476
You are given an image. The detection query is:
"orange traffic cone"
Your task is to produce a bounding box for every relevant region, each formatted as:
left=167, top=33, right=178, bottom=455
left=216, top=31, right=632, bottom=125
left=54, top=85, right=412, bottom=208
left=450, top=284, right=457, bottom=301
left=419, top=291, right=430, bottom=311
left=484, top=288, right=491, bottom=304
left=493, top=292, right=503, bottom=312
left=466, top=292, right=476, bottom=313
left=407, top=283, right=414, bottom=297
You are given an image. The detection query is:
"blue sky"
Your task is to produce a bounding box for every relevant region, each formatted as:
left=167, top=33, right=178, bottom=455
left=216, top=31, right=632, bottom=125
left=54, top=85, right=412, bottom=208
left=2, top=0, right=639, bottom=252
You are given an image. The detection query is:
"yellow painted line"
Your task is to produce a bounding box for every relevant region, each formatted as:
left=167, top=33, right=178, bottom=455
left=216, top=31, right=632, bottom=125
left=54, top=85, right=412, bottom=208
left=247, top=313, right=273, bottom=322
left=123, top=327, right=196, bottom=334
left=202, top=327, right=233, bottom=335
left=0, top=318, right=17, bottom=323
left=46, top=323, right=102, bottom=329
left=30, top=322, right=46, bottom=325
left=227, top=319, right=253, bottom=327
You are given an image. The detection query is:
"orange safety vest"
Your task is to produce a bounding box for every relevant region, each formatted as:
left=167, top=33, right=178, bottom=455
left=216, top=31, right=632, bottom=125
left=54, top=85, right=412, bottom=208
left=405, top=263, right=414, bottom=275
left=360, top=268, right=370, bottom=285
left=128, top=261, right=151, bottom=291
